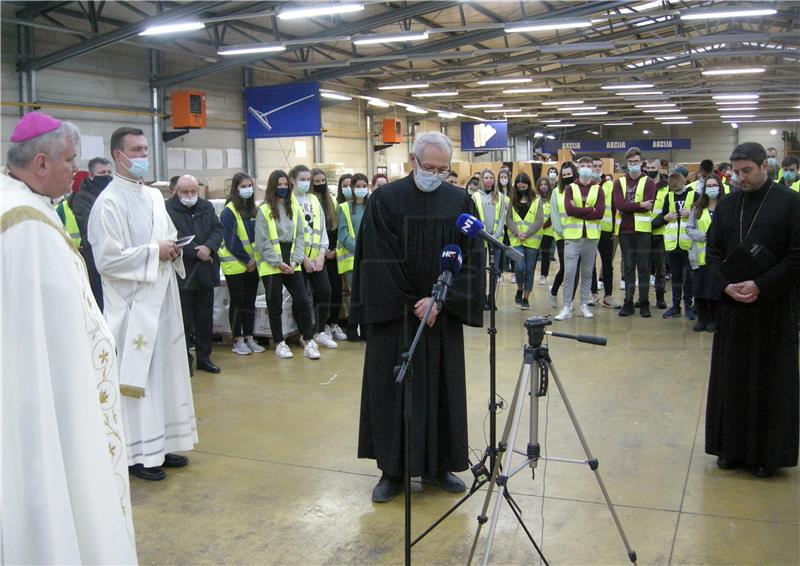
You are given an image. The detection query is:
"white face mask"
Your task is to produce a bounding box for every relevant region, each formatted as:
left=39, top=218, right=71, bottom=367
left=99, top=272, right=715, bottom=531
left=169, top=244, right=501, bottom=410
left=180, top=195, right=198, bottom=207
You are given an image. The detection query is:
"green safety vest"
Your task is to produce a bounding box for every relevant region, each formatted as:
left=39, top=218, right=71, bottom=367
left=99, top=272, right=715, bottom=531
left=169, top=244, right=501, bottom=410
left=791, top=180, right=800, bottom=192
left=599, top=180, right=614, bottom=233
left=542, top=198, right=554, bottom=238
left=336, top=202, right=355, bottom=275
left=614, top=177, right=651, bottom=234
left=302, top=193, right=324, bottom=260
left=218, top=202, right=256, bottom=276
left=663, top=190, right=697, bottom=252
left=695, top=208, right=712, bottom=266
left=652, top=185, right=670, bottom=236
left=554, top=189, right=567, bottom=242
left=57, top=198, right=81, bottom=246
left=508, top=197, right=542, bottom=249
left=472, top=192, right=507, bottom=247
left=562, top=183, right=601, bottom=240
left=256, top=197, right=302, bottom=277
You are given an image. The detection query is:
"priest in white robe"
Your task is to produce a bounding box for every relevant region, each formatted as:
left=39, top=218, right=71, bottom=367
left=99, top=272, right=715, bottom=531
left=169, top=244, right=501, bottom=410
left=88, top=126, right=198, bottom=482
left=1, top=112, right=137, bottom=563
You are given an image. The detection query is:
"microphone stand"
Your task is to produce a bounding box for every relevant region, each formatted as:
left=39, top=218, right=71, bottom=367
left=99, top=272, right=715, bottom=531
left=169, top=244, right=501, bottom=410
left=393, top=276, right=450, bottom=566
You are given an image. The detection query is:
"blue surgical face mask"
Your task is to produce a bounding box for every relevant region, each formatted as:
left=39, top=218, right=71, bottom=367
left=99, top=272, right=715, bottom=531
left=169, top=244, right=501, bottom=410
left=238, top=186, right=254, bottom=199
left=413, top=167, right=443, bottom=193
left=341, top=186, right=352, bottom=199
left=705, top=186, right=720, bottom=200
left=627, top=164, right=641, bottom=177
left=295, top=180, right=311, bottom=193
left=276, top=187, right=289, bottom=198
left=354, top=187, right=369, bottom=199
left=578, top=167, right=593, bottom=181
left=120, top=152, right=149, bottom=178
left=783, top=171, right=798, bottom=184
left=548, top=172, right=558, bottom=181
left=591, top=170, right=602, bottom=181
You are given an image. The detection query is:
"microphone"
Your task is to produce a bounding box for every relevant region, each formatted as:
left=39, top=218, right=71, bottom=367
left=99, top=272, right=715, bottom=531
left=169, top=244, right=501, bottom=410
left=456, top=213, right=524, bottom=263
left=435, top=244, right=463, bottom=308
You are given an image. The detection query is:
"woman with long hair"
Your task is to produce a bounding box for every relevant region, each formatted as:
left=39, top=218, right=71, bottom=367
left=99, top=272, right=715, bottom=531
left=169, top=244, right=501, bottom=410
left=219, top=172, right=265, bottom=355
left=254, top=170, right=318, bottom=359
left=507, top=172, right=543, bottom=310
left=474, top=167, right=507, bottom=309
left=337, top=173, right=369, bottom=340
left=370, top=173, right=388, bottom=193
left=686, top=175, right=722, bottom=332
left=536, top=175, right=555, bottom=285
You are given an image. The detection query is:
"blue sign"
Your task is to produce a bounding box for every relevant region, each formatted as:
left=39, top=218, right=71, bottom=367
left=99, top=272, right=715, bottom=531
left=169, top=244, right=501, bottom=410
left=245, top=82, right=321, bottom=138
left=460, top=121, right=509, bottom=151
left=541, top=138, right=692, bottom=154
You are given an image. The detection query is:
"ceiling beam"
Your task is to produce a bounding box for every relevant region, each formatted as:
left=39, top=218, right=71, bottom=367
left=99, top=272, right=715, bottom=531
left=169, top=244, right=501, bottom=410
left=15, top=1, right=71, bottom=19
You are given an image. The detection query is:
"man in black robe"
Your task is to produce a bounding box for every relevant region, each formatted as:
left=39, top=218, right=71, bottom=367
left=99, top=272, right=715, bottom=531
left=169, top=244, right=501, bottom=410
left=352, top=132, right=485, bottom=502
left=705, top=142, right=800, bottom=478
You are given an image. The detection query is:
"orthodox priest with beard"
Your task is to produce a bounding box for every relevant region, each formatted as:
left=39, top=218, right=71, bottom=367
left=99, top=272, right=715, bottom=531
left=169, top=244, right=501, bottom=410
left=352, top=132, right=485, bottom=503
left=705, top=142, right=800, bottom=478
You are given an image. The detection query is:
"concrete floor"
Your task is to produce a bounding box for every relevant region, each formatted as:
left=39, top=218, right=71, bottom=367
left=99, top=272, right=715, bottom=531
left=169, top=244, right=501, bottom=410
left=131, top=275, right=799, bottom=565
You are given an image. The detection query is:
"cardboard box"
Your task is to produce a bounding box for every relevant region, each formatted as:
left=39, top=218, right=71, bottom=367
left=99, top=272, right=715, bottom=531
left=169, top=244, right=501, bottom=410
left=557, top=148, right=576, bottom=163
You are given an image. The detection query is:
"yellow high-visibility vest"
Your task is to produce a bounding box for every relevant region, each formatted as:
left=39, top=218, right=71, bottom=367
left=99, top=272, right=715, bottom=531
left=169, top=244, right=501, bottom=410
left=57, top=198, right=81, bottom=246
left=219, top=202, right=256, bottom=276
left=554, top=189, right=567, bottom=242
left=791, top=180, right=800, bottom=192
left=472, top=191, right=507, bottom=248
left=562, top=183, right=601, bottom=240
left=542, top=198, right=554, bottom=238
left=663, top=190, right=697, bottom=252
left=652, top=185, right=670, bottom=236
left=695, top=208, right=712, bottom=266
left=508, top=197, right=542, bottom=249
left=614, top=177, right=651, bottom=234
left=257, top=197, right=303, bottom=277
left=599, top=180, right=614, bottom=233
left=302, top=193, right=324, bottom=260
left=336, top=202, right=355, bottom=275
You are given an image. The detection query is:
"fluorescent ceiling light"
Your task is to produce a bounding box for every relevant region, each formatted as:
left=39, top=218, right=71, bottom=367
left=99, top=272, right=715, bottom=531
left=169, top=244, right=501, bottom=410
left=539, top=42, right=615, bottom=52
left=412, top=91, right=459, bottom=98
left=547, top=123, right=576, bottom=127
left=642, top=130, right=651, bottom=134
left=720, top=114, right=756, bottom=118
left=541, top=100, right=583, bottom=106
left=278, top=3, right=364, bottom=20
left=601, top=83, right=655, bottom=90
left=604, top=122, right=633, bottom=126
left=558, top=106, right=596, bottom=111
left=680, top=8, right=777, bottom=20
left=589, top=130, right=600, bottom=135
left=702, top=67, right=766, bottom=76
left=509, top=114, right=540, bottom=118
left=405, top=106, right=428, bottom=114
left=713, top=94, right=759, bottom=100
left=377, top=82, right=429, bottom=90
left=546, top=134, right=556, bottom=139
left=502, top=87, right=554, bottom=94
left=543, top=119, right=561, bottom=123
left=635, top=103, right=676, bottom=108
left=795, top=105, right=800, bottom=109
left=716, top=107, right=759, bottom=111
left=731, top=123, right=739, bottom=128
left=717, top=100, right=759, bottom=105
left=476, top=77, right=532, bottom=85
left=656, top=116, right=688, bottom=120
left=661, top=121, right=692, bottom=124
left=573, top=111, right=608, bottom=116
left=368, top=100, right=390, bottom=108
left=615, top=91, right=664, bottom=96
left=643, top=109, right=681, bottom=113
left=353, top=30, right=429, bottom=45
left=438, top=112, right=458, bottom=119
left=218, top=43, right=287, bottom=56
left=140, top=21, right=204, bottom=36
left=485, top=108, right=521, bottom=113
left=320, top=92, right=352, bottom=101
left=463, top=103, right=504, bottom=108
left=506, top=19, right=591, bottom=33
left=533, top=132, right=544, bottom=138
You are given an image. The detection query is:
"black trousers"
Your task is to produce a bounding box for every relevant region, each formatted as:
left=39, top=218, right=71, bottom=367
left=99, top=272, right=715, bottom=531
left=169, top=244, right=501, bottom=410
left=667, top=249, right=693, bottom=307
left=650, top=234, right=667, bottom=293
left=597, top=230, right=615, bottom=297
left=226, top=269, right=259, bottom=338
left=264, top=245, right=314, bottom=343
left=618, top=232, right=652, bottom=303
left=179, top=287, right=214, bottom=364
left=300, top=266, right=332, bottom=334
left=325, top=256, right=345, bottom=325
left=539, top=235, right=554, bottom=277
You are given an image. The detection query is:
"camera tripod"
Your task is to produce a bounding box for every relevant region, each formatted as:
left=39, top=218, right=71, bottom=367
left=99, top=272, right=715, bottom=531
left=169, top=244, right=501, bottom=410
left=468, top=317, right=638, bottom=566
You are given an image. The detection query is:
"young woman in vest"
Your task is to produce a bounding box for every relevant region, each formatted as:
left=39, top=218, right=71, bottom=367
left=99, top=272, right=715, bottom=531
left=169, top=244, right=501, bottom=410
left=466, top=176, right=480, bottom=196
left=474, top=168, right=507, bottom=309
left=337, top=172, right=369, bottom=341
left=548, top=162, right=577, bottom=309
left=311, top=168, right=347, bottom=341
left=507, top=172, right=544, bottom=310
left=686, top=175, right=721, bottom=332
left=498, top=167, right=516, bottom=276
left=290, top=165, right=338, bottom=349
left=219, top=173, right=265, bottom=355
left=497, top=167, right=511, bottom=195
left=255, top=170, right=319, bottom=360
left=536, top=176, right=555, bottom=286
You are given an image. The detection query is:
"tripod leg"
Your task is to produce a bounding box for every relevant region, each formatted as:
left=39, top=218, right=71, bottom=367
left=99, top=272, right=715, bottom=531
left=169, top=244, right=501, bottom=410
left=547, top=361, right=638, bottom=564
left=467, top=362, right=532, bottom=566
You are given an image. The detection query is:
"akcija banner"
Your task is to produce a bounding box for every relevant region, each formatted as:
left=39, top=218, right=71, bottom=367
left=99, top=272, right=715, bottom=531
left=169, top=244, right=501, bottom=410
left=541, top=139, right=692, bottom=153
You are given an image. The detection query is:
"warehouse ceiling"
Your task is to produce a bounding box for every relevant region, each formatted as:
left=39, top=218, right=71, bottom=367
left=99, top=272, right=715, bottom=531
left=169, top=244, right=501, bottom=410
left=5, top=1, right=800, bottom=135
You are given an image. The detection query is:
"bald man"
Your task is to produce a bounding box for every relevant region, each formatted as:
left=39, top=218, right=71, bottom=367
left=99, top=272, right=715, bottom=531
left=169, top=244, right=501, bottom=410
left=166, top=175, right=224, bottom=375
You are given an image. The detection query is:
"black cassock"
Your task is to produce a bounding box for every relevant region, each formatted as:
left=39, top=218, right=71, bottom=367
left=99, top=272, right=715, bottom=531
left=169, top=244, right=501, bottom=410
left=352, top=174, right=484, bottom=478
left=705, top=179, right=800, bottom=470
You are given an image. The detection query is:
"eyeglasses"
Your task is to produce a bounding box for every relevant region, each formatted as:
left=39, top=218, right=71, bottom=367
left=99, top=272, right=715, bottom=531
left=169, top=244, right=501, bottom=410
left=414, top=154, right=450, bottom=175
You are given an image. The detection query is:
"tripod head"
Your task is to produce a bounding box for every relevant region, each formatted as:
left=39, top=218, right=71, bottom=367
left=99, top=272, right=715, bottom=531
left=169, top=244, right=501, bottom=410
left=524, top=316, right=608, bottom=347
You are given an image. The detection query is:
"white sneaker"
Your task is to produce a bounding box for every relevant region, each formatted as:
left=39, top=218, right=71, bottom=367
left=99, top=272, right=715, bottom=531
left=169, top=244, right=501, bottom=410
left=539, top=276, right=548, bottom=286
left=326, top=323, right=347, bottom=341
left=619, top=280, right=626, bottom=290
left=579, top=304, right=594, bottom=318
left=304, top=339, right=321, bottom=360
left=232, top=338, right=252, bottom=355
left=275, top=341, right=294, bottom=359
left=554, top=306, right=572, bottom=321
left=587, top=293, right=600, bottom=306
left=315, top=332, right=338, bottom=349
left=549, top=293, right=558, bottom=308
left=245, top=336, right=265, bottom=353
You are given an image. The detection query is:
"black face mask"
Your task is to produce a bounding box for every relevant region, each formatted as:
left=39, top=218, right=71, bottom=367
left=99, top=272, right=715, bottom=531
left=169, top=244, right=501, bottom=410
left=93, top=175, right=113, bottom=189
left=517, top=187, right=529, bottom=193
left=561, top=175, right=574, bottom=185
left=312, top=183, right=327, bottom=193
left=646, top=170, right=660, bottom=179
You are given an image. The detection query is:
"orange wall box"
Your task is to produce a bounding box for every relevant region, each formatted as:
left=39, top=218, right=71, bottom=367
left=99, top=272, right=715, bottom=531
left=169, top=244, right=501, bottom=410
left=172, top=90, right=206, bottom=129
left=382, top=118, right=403, bottom=144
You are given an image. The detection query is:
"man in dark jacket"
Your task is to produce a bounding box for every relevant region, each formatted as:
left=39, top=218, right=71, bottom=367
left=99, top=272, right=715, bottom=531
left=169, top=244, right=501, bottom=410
left=166, top=174, right=224, bottom=375
left=63, top=156, right=113, bottom=310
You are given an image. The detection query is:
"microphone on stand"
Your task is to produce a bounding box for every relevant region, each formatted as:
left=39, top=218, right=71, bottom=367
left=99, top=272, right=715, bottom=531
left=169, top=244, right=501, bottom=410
left=436, top=244, right=463, bottom=308
left=455, top=213, right=524, bottom=263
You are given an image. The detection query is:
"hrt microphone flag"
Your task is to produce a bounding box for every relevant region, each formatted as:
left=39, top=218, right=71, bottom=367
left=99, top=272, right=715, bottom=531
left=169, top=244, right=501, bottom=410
left=440, top=244, right=463, bottom=277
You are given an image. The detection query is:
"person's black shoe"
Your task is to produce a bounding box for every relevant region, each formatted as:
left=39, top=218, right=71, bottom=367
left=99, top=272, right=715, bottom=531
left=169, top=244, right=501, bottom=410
left=752, top=466, right=776, bottom=478
left=656, top=290, right=667, bottom=309
left=705, top=320, right=716, bottom=333
left=716, top=457, right=740, bottom=470
left=693, top=319, right=707, bottom=332
left=520, top=298, right=530, bottom=311
left=619, top=301, right=635, bottom=317
left=422, top=472, right=466, bottom=493
left=371, top=474, right=402, bottom=503
left=639, top=302, right=651, bottom=318
left=663, top=305, right=682, bottom=319
left=196, top=360, right=221, bottom=374
left=514, top=290, right=523, bottom=305
left=129, top=464, right=166, bottom=481
left=346, top=325, right=360, bottom=342
left=634, top=300, right=641, bottom=308
left=163, top=453, right=190, bottom=468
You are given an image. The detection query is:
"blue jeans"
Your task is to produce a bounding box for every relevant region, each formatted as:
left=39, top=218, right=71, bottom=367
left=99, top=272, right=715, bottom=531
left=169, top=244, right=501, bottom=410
left=514, top=246, right=539, bottom=293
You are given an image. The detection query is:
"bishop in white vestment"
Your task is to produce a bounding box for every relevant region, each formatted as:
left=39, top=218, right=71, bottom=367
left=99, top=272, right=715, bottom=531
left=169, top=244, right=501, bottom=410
left=88, top=127, right=197, bottom=479
left=1, top=113, right=137, bottom=563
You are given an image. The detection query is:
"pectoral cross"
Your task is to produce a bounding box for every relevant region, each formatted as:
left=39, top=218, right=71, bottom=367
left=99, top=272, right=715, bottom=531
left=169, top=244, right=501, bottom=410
left=132, top=334, right=148, bottom=351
